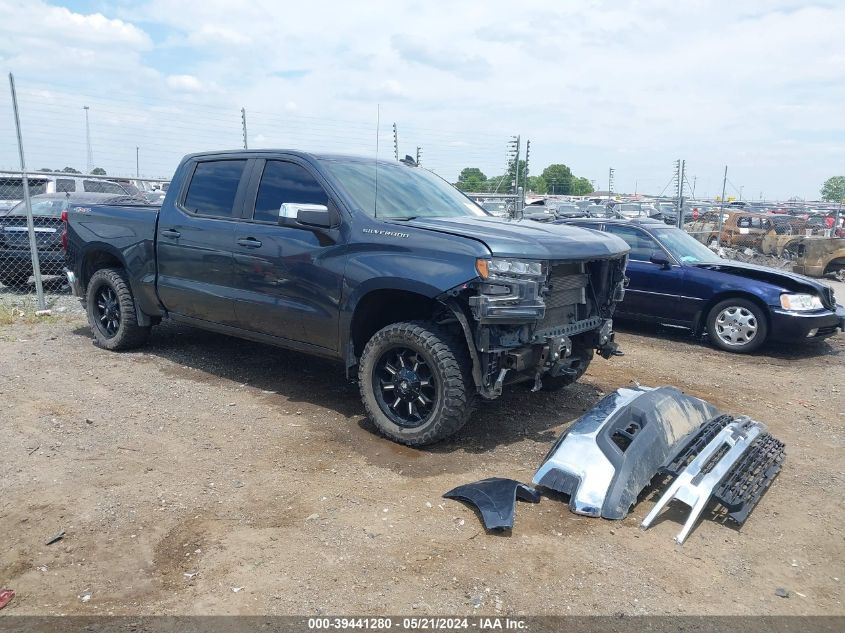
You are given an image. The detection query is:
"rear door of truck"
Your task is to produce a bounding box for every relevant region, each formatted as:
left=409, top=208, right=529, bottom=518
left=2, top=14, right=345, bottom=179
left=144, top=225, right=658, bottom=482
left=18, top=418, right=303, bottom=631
left=156, top=158, right=252, bottom=326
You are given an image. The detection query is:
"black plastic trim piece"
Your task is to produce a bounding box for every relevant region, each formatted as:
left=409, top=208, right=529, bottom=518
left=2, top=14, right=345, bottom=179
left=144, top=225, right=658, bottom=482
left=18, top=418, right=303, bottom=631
left=443, top=477, right=541, bottom=531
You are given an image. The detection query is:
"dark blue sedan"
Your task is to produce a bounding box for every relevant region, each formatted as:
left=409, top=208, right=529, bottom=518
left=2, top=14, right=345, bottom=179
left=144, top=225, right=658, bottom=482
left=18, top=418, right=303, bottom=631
left=562, top=218, right=844, bottom=353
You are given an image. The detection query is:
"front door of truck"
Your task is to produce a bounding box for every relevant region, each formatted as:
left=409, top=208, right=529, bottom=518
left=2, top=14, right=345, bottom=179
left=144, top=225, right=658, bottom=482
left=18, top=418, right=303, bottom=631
left=231, top=159, right=346, bottom=352
left=156, top=158, right=249, bottom=326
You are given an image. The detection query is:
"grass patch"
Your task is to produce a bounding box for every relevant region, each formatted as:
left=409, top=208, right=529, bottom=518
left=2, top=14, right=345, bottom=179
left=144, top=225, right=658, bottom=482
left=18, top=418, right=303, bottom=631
left=0, top=303, right=77, bottom=326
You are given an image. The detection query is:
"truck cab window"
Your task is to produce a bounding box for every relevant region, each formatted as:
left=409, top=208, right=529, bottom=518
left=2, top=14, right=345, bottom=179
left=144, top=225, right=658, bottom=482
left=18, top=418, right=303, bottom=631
left=183, top=160, right=247, bottom=218
left=253, top=161, right=329, bottom=223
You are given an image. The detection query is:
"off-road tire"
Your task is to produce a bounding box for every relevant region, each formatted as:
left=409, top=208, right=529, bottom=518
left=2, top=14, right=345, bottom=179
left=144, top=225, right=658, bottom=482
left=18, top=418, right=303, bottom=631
left=706, top=298, right=767, bottom=353
left=86, top=267, right=150, bottom=351
left=358, top=320, right=474, bottom=446
left=538, top=347, right=594, bottom=391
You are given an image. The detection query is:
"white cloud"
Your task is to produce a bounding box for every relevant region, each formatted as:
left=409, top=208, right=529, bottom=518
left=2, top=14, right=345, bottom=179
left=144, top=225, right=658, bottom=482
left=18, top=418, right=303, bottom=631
left=165, top=74, right=205, bottom=92
left=0, top=0, right=842, bottom=198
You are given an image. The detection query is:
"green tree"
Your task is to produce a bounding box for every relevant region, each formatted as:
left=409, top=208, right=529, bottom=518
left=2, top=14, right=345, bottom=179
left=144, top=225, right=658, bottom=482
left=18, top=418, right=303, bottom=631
left=821, top=176, right=845, bottom=202
left=62, top=166, right=81, bottom=174
left=504, top=159, right=528, bottom=193
left=571, top=177, right=594, bottom=195
left=91, top=167, right=107, bottom=175
left=484, top=174, right=511, bottom=193
left=456, top=167, right=487, bottom=192
left=527, top=175, right=547, bottom=194
left=541, top=164, right=573, bottom=195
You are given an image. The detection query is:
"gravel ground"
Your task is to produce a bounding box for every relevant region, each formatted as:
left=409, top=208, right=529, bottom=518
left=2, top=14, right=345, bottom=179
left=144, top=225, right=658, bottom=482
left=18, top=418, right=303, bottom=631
left=0, top=287, right=843, bottom=616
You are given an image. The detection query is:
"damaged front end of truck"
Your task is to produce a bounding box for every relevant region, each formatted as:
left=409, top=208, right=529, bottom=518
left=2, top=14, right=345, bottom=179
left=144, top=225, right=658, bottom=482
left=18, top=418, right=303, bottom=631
left=440, top=254, right=628, bottom=399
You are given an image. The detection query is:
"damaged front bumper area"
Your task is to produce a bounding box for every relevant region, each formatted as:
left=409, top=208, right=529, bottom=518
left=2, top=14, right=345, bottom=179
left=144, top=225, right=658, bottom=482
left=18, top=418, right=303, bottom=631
left=445, top=256, right=627, bottom=398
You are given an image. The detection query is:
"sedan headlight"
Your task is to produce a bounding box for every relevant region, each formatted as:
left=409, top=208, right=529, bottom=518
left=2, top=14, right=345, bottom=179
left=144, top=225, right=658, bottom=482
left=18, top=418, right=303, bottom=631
left=780, top=293, right=823, bottom=311
left=476, top=257, right=545, bottom=279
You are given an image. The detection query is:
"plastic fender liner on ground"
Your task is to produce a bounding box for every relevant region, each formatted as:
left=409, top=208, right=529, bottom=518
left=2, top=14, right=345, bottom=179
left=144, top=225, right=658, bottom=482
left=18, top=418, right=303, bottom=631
left=443, top=477, right=541, bottom=530
left=533, top=385, right=720, bottom=519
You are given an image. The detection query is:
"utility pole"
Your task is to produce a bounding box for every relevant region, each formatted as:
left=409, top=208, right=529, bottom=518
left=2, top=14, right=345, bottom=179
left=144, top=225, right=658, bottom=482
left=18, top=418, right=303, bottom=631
left=392, top=123, right=399, bottom=161
left=717, top=165, right=728, bottom=248
left=675, top=160, right=686, bottom=228
left=834, top=182, right=844, bottom=237
left=608, top=167, right=615, bottom=199
left=241, top=107, right=248, bottom=149
left=136, top=146, right=139, bottom=178
left=83, top=106, right=93, bottom=173
left=508, top=135, right=521, bottom=194
left=415, top=146, right=421, bottom=166
left=523, top=139, right=531, bottom=192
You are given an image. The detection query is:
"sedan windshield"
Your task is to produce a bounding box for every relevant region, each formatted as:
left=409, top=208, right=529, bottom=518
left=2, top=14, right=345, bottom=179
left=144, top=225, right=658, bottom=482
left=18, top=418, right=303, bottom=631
left=2, top=198, right=65, bottom=217
left=320, top=159, right=487, bottom=219
left=651, top=227, right=721, bottom=264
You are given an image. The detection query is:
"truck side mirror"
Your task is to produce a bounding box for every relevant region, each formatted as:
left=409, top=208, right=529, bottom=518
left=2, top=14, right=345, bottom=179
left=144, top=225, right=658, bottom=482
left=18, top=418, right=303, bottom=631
left=279, top=203, right=333, bottom=228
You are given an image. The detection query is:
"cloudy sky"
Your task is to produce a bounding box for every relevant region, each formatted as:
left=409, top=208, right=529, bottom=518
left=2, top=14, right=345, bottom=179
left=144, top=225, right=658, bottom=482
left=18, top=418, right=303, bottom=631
left=0, top=0, right=843, bottom=199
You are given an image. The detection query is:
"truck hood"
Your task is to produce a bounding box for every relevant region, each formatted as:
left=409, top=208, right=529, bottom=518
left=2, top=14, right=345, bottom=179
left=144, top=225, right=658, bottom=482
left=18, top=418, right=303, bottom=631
left=393, top=216, right=629, bottom=261
left=694, top=260, right=837, bottom=308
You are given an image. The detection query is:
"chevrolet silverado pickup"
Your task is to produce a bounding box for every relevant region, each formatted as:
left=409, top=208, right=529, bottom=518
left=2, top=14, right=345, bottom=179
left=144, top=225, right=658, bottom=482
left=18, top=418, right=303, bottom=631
left=64, top=151, right=629, bottom=445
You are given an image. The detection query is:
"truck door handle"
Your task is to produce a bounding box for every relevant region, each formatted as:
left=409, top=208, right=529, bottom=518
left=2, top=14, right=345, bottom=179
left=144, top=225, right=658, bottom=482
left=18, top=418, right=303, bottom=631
left=237, top=237, right=262, bottom=248
left=161, top=229, right=181, bottom=239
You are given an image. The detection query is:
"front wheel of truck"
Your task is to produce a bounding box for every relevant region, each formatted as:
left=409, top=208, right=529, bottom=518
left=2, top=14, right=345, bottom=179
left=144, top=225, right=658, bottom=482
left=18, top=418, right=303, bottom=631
left=358, top=321, right=474, bottom=446
left=86, top=267, right=150, bottom=351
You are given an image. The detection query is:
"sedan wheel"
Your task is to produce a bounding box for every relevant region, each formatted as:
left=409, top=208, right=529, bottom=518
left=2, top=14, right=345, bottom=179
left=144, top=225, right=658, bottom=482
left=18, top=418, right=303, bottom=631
left=706, top=298, right=767, bottom=353
left=715, top=306, right=758, bottom=347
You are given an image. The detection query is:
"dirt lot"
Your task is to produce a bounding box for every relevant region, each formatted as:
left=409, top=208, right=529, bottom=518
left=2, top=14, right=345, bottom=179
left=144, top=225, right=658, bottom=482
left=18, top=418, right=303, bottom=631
left=1, top=292, right=843, bottom=616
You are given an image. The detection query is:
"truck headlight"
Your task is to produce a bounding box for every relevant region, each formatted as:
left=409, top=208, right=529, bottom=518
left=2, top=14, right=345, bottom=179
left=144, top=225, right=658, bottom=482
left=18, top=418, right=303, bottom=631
left=780, top=293, right=823, bottom=311
left=476, top=258, right=545, bottom=279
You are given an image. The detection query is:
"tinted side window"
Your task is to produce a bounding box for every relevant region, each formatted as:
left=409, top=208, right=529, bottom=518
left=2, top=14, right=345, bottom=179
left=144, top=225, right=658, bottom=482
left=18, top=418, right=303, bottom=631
left=183, top=160, right=247, bottom=218
left=253, top=161, right=329, bottom=223
left=605, top=225, right=658, bottom=261
left=84, top=180, right=125, bottom=194
left=56, top=179, right=76, bottom=192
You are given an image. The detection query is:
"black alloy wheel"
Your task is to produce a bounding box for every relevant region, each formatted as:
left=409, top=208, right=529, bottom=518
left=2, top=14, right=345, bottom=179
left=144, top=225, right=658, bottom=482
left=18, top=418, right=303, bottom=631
left=94, top=285, right=121, bottom=338
left=373, top=346, right=437, bottom=428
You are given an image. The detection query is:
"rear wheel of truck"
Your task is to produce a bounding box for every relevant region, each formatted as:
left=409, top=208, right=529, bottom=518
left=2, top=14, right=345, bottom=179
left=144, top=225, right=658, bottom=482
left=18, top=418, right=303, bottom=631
left=86, top=267, right=150, bottom=351
left=358, top=321, right=473, bottom=446
left=538, top=346, right=594, bottom=391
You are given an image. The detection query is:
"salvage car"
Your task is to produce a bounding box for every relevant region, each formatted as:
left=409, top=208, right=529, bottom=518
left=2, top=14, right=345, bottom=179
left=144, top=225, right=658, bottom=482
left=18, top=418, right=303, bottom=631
left=0, top=192, right=145, bottom=288
left=64, top=151, right=629, bottom=445
left=561, top=218, right=844, bottom=353
left=791, top=236, right=845, bottom=278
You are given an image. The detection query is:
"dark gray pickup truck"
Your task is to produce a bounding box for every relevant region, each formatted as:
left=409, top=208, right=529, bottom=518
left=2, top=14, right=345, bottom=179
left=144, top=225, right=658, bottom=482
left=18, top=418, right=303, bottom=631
left=64, top=150, right=629, bottom=445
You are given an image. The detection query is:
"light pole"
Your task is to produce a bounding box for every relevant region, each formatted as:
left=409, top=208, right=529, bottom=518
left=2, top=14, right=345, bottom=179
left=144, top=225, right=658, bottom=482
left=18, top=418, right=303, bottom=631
left=83, top=106, right=93, bottom=173
left=136, top=146, right=139, bottom=178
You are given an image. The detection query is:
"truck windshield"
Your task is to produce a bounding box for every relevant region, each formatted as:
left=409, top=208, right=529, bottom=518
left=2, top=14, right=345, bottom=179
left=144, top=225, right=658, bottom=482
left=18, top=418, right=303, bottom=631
left=651, top=227, right=721, bottom=264
left=320, top=159, right=487, bottom=219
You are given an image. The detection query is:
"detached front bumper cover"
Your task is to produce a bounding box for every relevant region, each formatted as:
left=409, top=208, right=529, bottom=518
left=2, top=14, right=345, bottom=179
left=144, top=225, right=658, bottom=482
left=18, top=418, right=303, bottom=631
left=532, top=386, right=720, bottom=519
